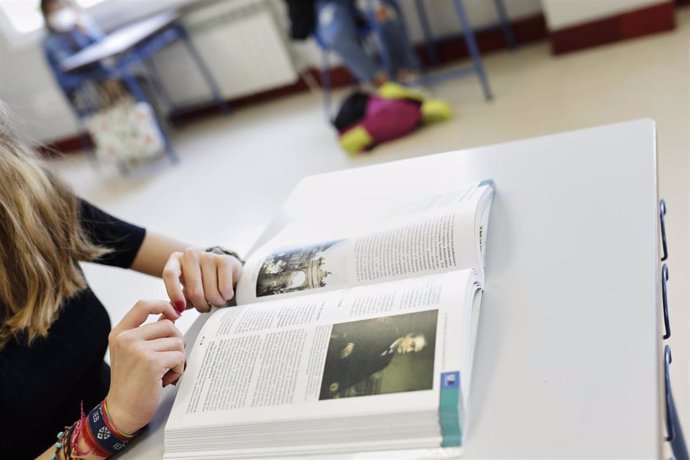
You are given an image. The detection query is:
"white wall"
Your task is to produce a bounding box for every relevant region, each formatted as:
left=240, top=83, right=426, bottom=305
left=541, top=0, right=670, bottom=30
left=0, top=38, right=77, bottom=141
left=0, top=0, right=543, bottom=142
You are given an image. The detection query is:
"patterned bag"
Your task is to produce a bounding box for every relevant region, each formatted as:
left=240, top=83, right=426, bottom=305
left=84, top=99, right=165, bottom=164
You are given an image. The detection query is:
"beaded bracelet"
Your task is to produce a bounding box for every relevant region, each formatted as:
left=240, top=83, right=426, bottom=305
left=52, top=403, right=100, bottom=460
left=51, top=425, right=72, bottom=460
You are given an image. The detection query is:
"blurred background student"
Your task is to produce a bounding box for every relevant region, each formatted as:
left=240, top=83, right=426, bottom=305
left=40, top=0, right=146, bottom=114
left=286, top=0, right=420, bottom=88
left=41, top=0, right=111, bottom=108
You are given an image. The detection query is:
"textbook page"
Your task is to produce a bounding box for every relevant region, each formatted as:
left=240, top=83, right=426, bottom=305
left=166, top=270, right=476, bottom=434
left=279, top=158, right=484, bottom=224
left=236, top=183, right=492, bottom=305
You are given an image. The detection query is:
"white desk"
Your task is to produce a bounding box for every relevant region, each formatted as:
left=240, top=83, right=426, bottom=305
left=60, top=11, right=179, bottom=72
left=122, top=120, right=662, bottom=458
left=60, top=9, right=229, bottom=123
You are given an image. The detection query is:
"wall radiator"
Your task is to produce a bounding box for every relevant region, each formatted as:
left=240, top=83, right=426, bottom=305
left=151, top=0, right=298, bottom=105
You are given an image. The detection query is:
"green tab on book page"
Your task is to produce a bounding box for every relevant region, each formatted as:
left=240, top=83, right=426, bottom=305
left=440, top=371, right=462, bottom=447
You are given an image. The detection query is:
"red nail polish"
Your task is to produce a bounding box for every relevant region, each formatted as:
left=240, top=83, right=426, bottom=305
left=174, top=300, right=186, bottom=313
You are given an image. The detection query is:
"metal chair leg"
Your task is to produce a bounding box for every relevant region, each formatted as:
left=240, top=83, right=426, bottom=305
left=121, top=72, right=179, bottom=164
left=176, top=24, right=230, bottom=116
left=321, top=49, right=333, bottom=120
left=493, top=0, right=517, bottom=50
left=452, top=0, right=493, bottom=101
left=69, top=93, right=100, bottom=169
left=414, top=0, right=440, bottom=67
left=141, top=57, right=179, bottom=124
left=389, top=0, right=420, bottom=70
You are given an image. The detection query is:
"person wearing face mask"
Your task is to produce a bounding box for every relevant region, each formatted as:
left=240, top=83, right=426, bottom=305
left=40, top=0, right=117, bottom=109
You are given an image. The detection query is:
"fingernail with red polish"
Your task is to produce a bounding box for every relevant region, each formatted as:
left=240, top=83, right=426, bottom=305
left=174, top=300, right=186, bottom=314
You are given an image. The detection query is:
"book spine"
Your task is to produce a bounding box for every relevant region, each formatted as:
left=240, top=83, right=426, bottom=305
left=439, top=371, right=462, bottom=447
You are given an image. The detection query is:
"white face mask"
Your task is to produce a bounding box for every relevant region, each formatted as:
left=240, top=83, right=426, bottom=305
left=48, top=8, right=78, bottom=32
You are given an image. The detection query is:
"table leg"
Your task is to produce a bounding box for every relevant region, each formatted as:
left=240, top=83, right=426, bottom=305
left=176, top=24, right=230, bottom=116
left=452, top=0, right=493, bottom=101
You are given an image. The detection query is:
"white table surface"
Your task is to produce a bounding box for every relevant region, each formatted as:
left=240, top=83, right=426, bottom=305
left=60, top=10, right=178, bottom=72
left=122, top=120, right=662, bottom=459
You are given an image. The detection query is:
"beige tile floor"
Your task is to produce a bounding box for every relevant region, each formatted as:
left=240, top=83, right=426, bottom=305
left=52, top=8, right=689, bottom=450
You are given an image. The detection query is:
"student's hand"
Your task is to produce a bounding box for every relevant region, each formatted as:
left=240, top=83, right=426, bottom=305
left=106, top=300, right=185, bottom=435
left=163, top=248, right=243, bottom=314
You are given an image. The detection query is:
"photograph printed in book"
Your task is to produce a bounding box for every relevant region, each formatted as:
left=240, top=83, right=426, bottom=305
left=256, top=240, right=345, bottom=297
left=320, top=309, right=438, bottom=400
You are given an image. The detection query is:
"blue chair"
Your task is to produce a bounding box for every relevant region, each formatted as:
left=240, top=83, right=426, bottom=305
left=410, top=0, right=493, bottom=100
left=315, top=0, right=497, bottom=114
left=415, top=0, right=516, bottom=70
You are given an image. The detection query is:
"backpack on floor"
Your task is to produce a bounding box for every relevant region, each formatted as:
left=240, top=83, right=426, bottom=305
left=332, top=83, right=451, bottom=154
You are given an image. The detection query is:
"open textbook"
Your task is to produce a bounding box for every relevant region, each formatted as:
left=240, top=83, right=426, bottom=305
left=164, top=179, right=495, bottom=459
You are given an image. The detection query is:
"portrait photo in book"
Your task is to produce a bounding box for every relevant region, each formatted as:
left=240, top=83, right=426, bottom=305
left=256, top=240, right=346, bottom=297
left=319, top=309, right=438, bottom=400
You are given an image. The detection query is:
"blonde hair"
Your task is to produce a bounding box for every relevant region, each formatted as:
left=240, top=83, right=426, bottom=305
left=0, top=103, right=109, bottom=348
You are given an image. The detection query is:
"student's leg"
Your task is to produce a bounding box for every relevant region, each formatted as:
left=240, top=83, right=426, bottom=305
left=315, top=0, right=386, bottom=85
left=363, top=0, right=420, bottom=73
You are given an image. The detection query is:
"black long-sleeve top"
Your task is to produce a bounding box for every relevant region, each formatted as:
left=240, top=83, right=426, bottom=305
left=0, top=201, right=146, bottom=459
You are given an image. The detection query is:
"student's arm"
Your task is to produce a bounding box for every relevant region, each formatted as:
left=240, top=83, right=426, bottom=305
left=79, top=200, right=242, bottom=314
left=129, top=232, right=188, bottom=278
left=37, top=301, right=185, bottom=460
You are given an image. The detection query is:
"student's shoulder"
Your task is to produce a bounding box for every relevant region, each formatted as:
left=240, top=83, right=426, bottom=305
left=42, top=31, right=65, bottom=53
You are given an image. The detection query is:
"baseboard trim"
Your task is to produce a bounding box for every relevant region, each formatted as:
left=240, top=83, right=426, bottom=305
left=39, top=134, right=92, bottom=157
left=550, top=2, right=676, bottom=55
left=42, top=13, right=548, bottom=155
